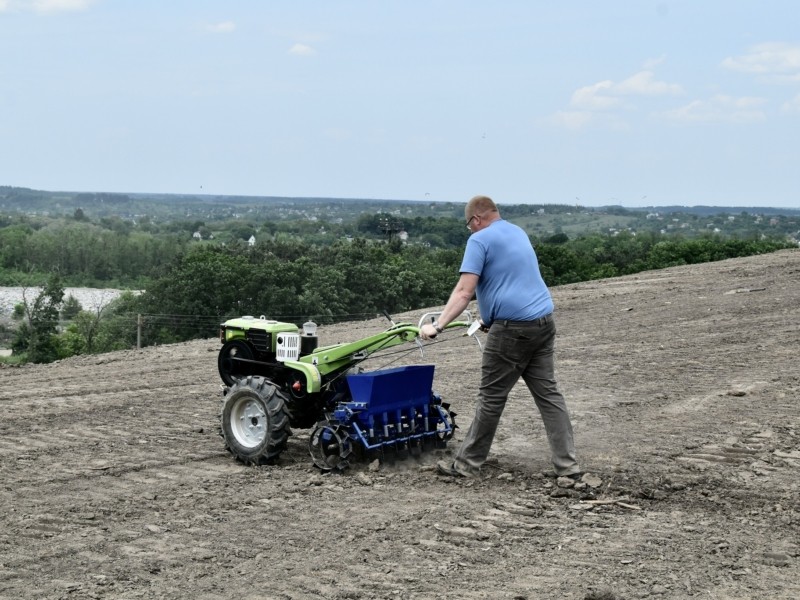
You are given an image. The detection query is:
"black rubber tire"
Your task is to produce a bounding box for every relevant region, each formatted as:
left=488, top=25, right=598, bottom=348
left=220, top=376, right=292, bottom=465
left=281, top=371, right=322, bottom=429
left=218, top=339, right=255, bottom=387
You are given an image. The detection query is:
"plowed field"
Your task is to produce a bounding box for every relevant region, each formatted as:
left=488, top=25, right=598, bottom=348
left=1, top=249, right=798, bottom=600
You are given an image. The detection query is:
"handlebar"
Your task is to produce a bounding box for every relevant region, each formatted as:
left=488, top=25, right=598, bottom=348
left=416, top=310, right=473, bottom=330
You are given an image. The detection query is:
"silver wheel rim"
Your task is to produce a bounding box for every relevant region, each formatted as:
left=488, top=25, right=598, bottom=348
left=230, top=396, right=267, bottom=449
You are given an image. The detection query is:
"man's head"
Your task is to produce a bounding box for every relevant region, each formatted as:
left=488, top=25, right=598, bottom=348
left=465, top=195, right=500, bottom=233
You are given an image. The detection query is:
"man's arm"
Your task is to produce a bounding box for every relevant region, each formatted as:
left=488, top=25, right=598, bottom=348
left=419, top=273, right=479, bottom=340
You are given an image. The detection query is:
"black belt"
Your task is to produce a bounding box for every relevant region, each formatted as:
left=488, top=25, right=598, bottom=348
left=497, top=314, right=552, bottom=327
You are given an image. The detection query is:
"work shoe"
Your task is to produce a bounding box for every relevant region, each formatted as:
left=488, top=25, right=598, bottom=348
left=436, top=459, right=473, bottom=478
left=545, top=471, right=584, bottom=481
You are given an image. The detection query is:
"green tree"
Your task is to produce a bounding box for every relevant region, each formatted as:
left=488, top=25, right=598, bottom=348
left=93, top=291, right=142, bottom=352
left=535, top=243, right=586, bottom=285
left=12, top=275, right=64, bottom=363
left=140, top=245, right=251, bottom=340
left=61, top=294, right=83, bottom=320
left=62, top=305, right=107, bottom=354
left=231, top=224, right=256, bottom=241
left=12, top=303, right=25, bottom=319
left=0, top=224, right=34, bottom=273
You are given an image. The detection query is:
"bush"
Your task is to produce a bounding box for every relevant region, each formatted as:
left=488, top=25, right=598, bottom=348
left=10, top=275, right=64, bottom=363
left=61, top=294, right=83, bottom=320
left=12, top=303, right=24, bottom=320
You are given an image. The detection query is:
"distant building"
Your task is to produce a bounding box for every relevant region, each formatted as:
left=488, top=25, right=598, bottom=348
left=248, top=235, right=256, bottom=246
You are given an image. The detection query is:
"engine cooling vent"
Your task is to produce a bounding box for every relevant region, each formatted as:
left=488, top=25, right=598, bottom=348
left=276, top=332, right=300, bottom=362
left=246, top=329, right=271, bottom=353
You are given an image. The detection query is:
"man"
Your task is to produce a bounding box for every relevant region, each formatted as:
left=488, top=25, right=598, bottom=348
left=419, top=195, right=581, bottom=479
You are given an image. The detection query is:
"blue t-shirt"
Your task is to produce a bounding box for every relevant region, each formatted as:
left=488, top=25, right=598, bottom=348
left=459, top=219, right=553, bottom=326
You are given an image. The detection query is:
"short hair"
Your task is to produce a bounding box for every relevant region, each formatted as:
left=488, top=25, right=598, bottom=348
left=465, top=195, right=499, bottom=220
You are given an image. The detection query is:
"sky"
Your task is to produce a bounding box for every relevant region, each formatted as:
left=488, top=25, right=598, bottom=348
left=1, top=1, right=799, bottom=208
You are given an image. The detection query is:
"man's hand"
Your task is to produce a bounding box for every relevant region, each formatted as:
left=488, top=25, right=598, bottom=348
left=419, top=323, right=439, bottom=340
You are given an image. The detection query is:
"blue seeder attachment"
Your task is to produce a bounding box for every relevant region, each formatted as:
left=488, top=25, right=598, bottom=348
left=310, top=365, right=455, bottom=470
left=341, top=365, right=452, bottom=449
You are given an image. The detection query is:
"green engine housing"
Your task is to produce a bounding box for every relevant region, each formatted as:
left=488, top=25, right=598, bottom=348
left=220, top=316, right=302, bottom=361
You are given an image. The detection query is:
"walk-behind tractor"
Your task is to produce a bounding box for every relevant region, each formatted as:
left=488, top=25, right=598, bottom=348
left=217, top=313, right=477, bottom=470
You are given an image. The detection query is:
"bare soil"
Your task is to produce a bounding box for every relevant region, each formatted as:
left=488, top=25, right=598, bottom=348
left=1, top=249, right=799, bottom=600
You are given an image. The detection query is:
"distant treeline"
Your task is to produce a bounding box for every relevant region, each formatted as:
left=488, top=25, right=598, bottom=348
left=133, top=233, right=793, bottom=343
left=4, top=185, right=800, bottom=217
left=4, top=189, right=796, bottom=364
left=0, top=219, right=185, bottom=287
left=137, top=238, right=463, bottom=341
left=4, top=230, right=794, bottom=363
left=533, top=232, right=794, bottom=285
left=0, top=215, right=472, bottom=287
left=3, top=206, right=797, bottom=290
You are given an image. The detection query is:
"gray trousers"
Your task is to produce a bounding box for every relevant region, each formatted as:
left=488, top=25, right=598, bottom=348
left=453, top=314, right=580, bottom=477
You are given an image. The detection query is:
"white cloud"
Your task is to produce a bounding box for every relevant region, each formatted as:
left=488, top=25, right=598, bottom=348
left=553, top=69, right=682, bottom=129
left=615, top=71, right=683, bottom=96
left=662, top=95, right=767, bottom=123
left=722, top=42, right=800, bottom=77
left=643, top=55, right=667, bottom=70
left=0, top=0, right=96, bottom=13
left=35, top=0, right=93, bottom=12
left=570, top=80, right=622, bottom=110
left=207, top=21, right=235, bottom=34
left=569, top=70, right=682, bottom=111
left=289, top=43, right=315, bottom=57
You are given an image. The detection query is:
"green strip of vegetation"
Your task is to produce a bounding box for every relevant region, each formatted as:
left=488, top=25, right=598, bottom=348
left=3, top=234, right=794, bottom=364
left=2, top=192, right=797, bottom=363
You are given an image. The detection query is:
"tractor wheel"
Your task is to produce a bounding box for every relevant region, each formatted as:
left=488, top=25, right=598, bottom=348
left=221, top=376, right=292, bottom=465
left=309, top=420, right=353, bottom=471
left=218, top=339, right=255, bottom=386
left=432, top=401, right=457, bottom=448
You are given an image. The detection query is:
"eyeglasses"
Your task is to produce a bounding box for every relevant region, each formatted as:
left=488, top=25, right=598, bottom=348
left=466, top=215, right=477, bottom=230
